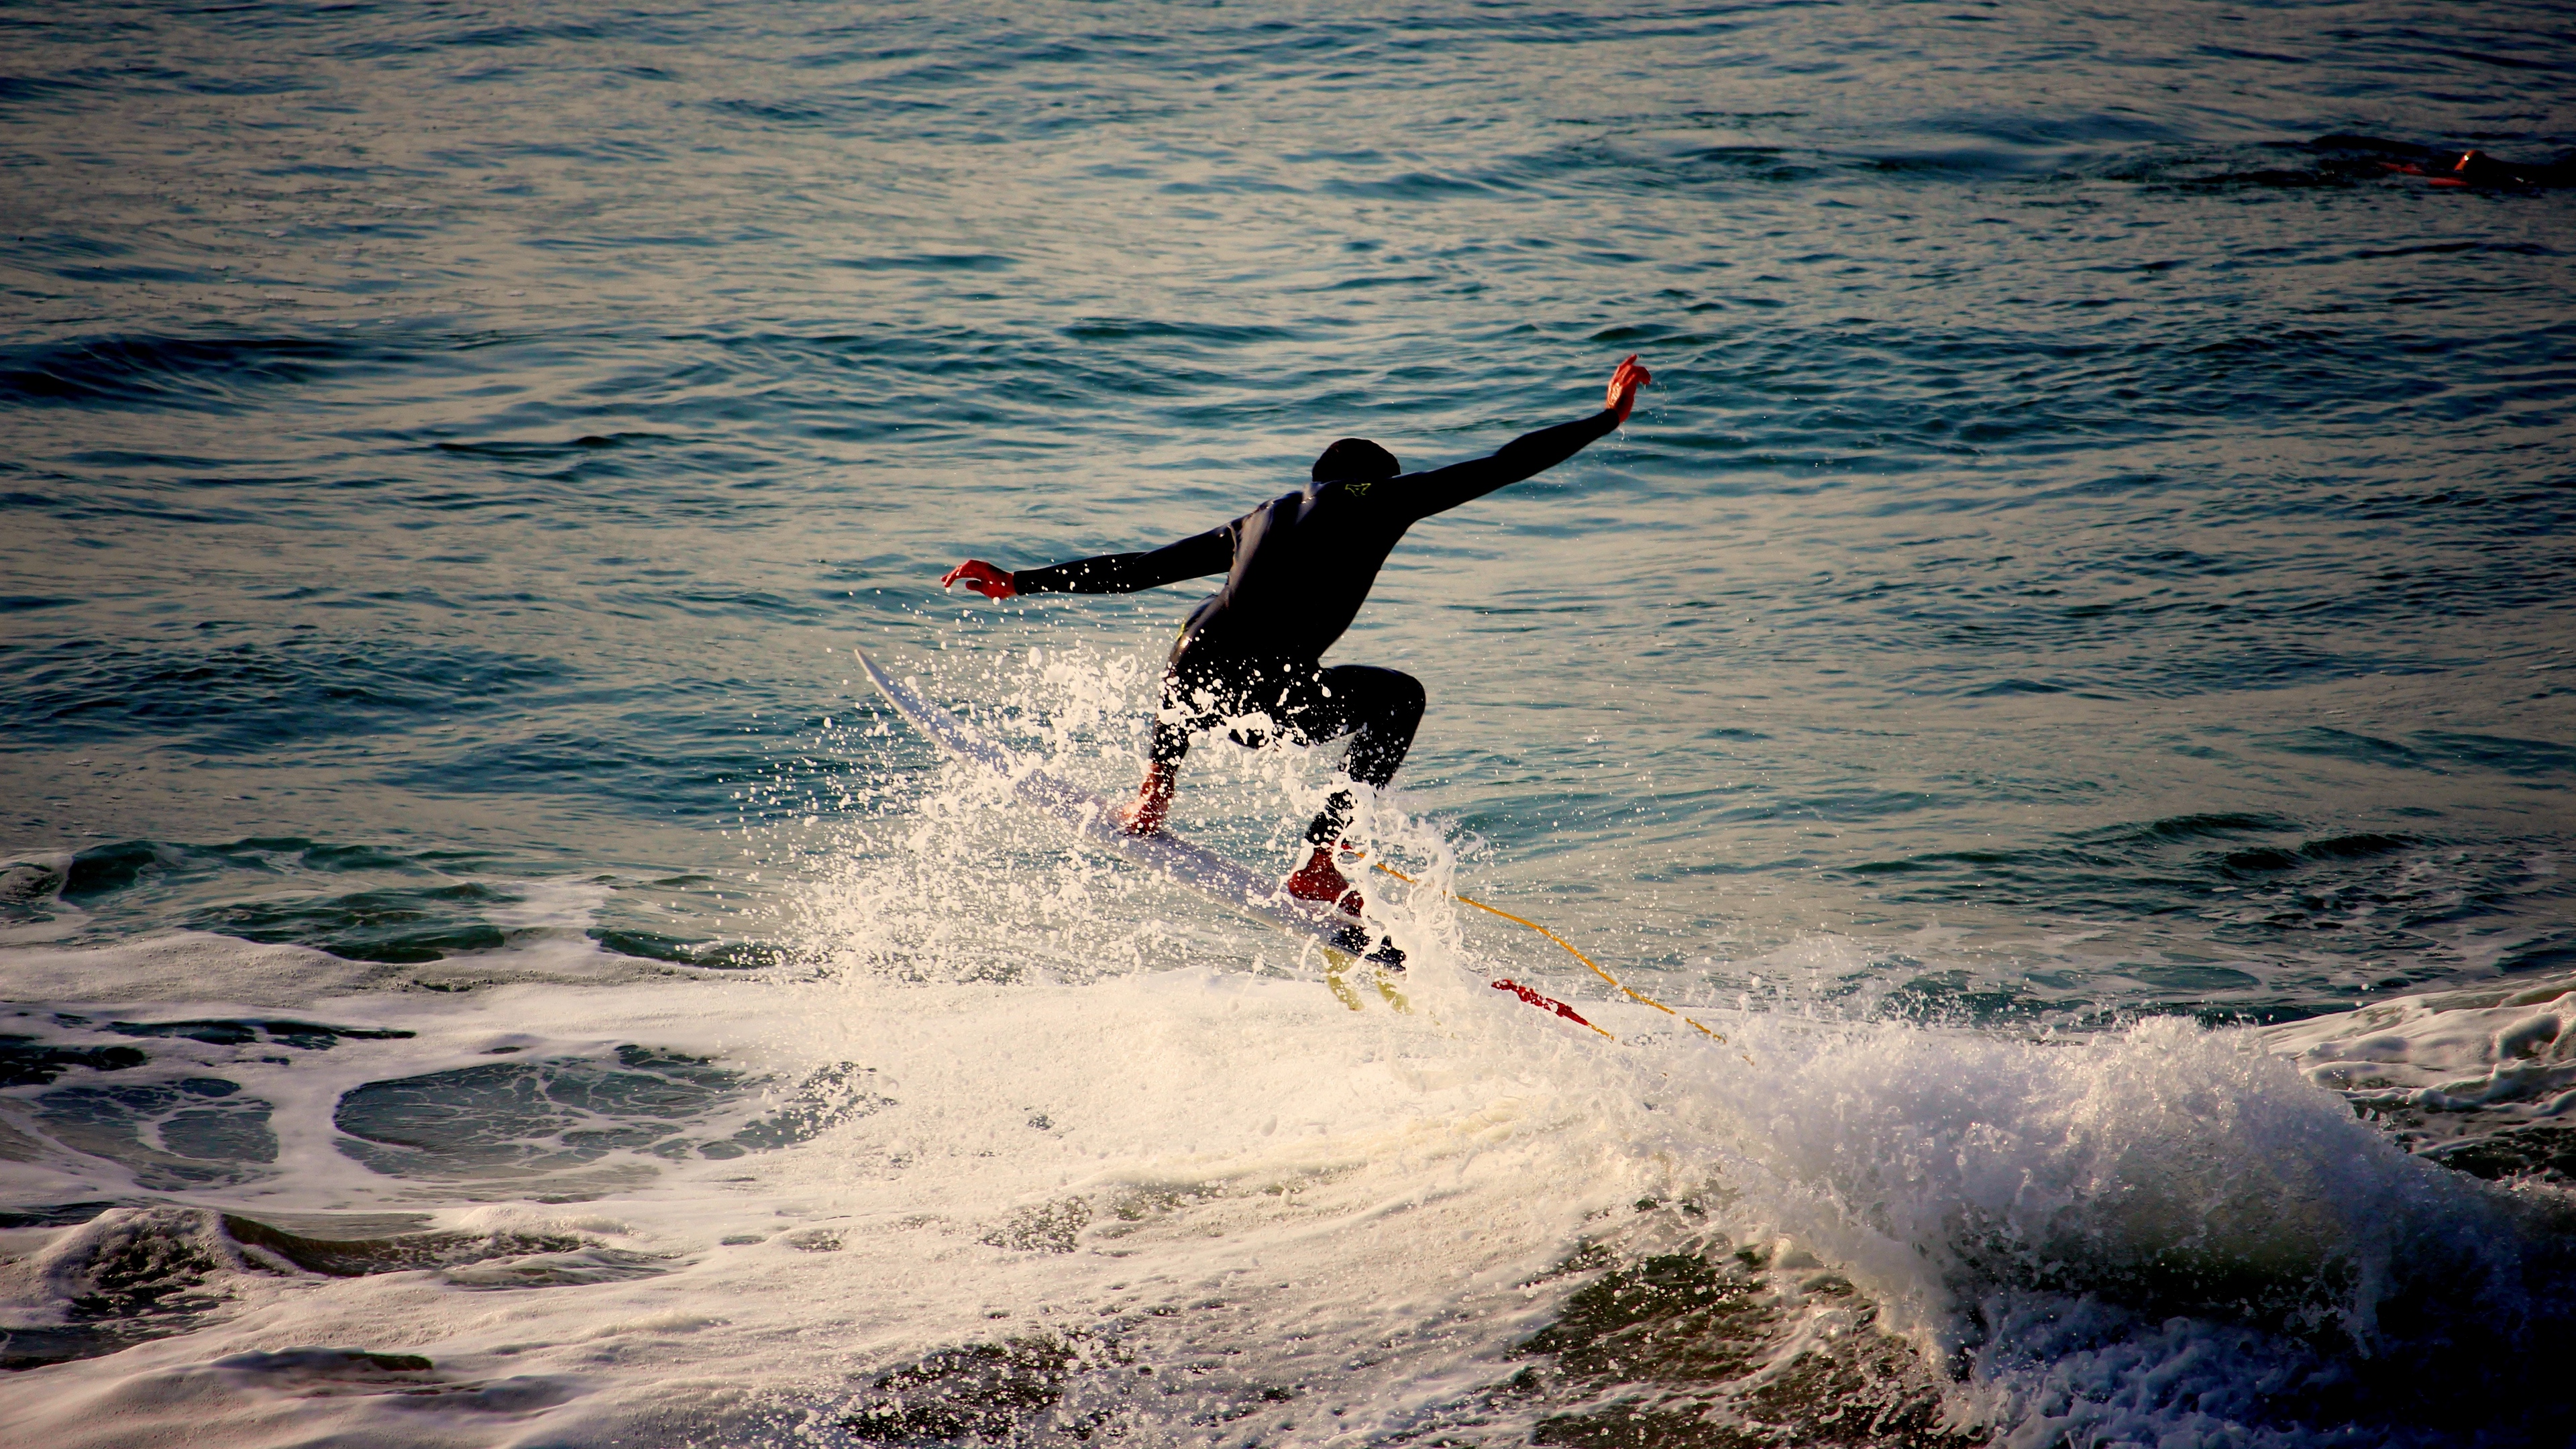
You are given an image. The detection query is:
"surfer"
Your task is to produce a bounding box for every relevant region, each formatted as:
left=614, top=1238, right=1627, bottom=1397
left=2288, top=135, right=2575, bottom=189
left=942, top=354, right=1650, bottom=916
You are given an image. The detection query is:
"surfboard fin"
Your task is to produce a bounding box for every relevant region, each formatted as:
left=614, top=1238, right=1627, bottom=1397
left=1326, top=920, right=1405, bottom=971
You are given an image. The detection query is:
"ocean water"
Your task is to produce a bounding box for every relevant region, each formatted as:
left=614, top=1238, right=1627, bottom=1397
left=4, top=0, right=2574, bottom=1444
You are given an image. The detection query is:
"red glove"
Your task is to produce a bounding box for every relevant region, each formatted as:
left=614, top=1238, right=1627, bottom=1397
left=940, top=559, right=1018, bottom=600
left=1606, top=354, right=1652, bottom=425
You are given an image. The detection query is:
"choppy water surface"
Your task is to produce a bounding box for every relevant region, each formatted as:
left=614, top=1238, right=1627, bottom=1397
left=4, top=1, right=2574, bottom=1444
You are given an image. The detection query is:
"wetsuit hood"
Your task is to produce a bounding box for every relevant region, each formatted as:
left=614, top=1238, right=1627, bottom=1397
left=1311, top=437, right=1399, bottom=484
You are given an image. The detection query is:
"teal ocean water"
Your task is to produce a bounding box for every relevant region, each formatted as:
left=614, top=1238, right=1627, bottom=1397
left=3, top=2, right=2573, bottom=1444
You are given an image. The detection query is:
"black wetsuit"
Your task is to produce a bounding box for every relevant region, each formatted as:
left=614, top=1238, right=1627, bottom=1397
left=1013, top=404, right=1623, bottom=842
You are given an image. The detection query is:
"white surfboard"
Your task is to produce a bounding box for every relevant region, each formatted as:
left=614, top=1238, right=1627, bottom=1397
left=855, top=648, right=1407, bottom=987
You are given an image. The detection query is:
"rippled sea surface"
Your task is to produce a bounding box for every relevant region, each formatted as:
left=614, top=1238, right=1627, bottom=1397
left=4, top=2, right=2574, bottom=1445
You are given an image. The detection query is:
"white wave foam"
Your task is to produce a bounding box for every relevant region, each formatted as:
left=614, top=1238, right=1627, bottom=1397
left=3, top=934, right=2565, bottom=1446
left=2269, top=971, right=2576, bottom=1138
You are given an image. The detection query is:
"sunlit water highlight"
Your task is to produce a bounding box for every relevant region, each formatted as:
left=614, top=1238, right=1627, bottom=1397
left=4, top=0, right=2574, bottom=1444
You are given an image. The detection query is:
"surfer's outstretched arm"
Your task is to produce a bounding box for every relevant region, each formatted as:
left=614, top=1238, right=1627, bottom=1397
left=942, top=525, right=1234, bottom=601
left=1398, top=355, right=1650, bottom=520
left=1014, top=525, right=1232, bottom=595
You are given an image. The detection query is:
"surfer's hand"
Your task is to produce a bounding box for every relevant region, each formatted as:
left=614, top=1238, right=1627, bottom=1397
left=1606, top=354, right=1651, bottom=424
left=941, top=559, right=1018, bottom=600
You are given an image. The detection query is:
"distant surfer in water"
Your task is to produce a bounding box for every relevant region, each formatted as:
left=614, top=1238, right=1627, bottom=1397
left=942, top=354, right=1652, bottom=916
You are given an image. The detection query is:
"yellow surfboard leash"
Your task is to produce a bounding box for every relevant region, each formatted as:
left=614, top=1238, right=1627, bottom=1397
left=1350, top=853, right=1734, bottom=1049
